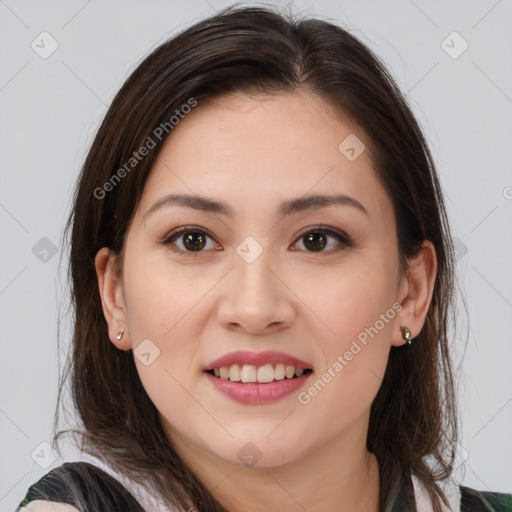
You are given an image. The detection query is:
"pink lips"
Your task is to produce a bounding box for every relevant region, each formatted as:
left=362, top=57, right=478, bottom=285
left=205, top=350, right=312, bottom=371
left=204, top=372, right=311, bottom=404
left=203, top=350, right=313, bottom=405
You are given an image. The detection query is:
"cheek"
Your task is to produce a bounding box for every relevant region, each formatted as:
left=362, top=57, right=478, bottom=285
left=121, top=253, right=207, bottom=417
left=302, top=255, right=398, bottom=410
left=314, top=254, right=399, bottom=346
left=123, top=249, right=210, bottom=342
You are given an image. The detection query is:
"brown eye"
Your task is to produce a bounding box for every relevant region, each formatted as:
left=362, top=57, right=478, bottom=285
left=303, top=232, right=328, bottom=252
left=182, top=232, right=206, bottom=251
left=163, top=227, right=221, bottom=254
left=294, top=227, right=351, bottom=253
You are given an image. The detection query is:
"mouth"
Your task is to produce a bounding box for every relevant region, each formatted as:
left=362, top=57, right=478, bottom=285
left=203, top=357, right=314, bottom=404
left=205, top=364, right=313, bottom=384
left=204, top=350, right=314, bottom=385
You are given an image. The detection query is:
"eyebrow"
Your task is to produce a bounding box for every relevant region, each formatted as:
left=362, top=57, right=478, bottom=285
left=144, top=192, right=369, bottom=219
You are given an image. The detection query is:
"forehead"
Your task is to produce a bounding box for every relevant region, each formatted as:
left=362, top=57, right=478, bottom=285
left=139, top=90, right=393, bottom=228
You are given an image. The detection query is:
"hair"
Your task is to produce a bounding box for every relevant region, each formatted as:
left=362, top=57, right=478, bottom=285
left=54, top=4, right=458, bottom=511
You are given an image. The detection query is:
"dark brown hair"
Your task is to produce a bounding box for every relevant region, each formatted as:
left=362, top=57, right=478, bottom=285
left=55, top=5, right=458, bottom=511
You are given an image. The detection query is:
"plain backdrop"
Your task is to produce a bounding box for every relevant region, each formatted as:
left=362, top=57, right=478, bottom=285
left=1, top=0, right=511, bottom=510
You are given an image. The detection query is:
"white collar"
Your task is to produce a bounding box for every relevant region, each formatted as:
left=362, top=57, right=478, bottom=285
left=412, top=473, right=461, bottom=512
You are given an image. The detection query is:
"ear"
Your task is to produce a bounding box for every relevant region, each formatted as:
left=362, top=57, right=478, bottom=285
left=392, top=241, right=437, bottom=347
left=95, top=247, right=132, bottom=351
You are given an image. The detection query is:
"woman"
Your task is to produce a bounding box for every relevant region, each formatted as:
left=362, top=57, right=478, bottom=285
left=17, top=5, right=511, bottom=512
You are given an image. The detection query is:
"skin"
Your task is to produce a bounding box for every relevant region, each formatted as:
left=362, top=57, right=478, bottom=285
left=96, top=90, right=436, bottom=512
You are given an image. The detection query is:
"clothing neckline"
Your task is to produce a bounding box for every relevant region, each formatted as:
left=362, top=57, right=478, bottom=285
left=60, top=442, right=461, bottom=511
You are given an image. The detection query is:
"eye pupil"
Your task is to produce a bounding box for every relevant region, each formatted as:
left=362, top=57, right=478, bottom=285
left=183, top=232, right=206, bottom=251
left=304, top=232, right=327, bottom=251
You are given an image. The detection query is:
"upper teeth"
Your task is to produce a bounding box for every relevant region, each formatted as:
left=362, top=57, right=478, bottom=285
left=213, top=364, right=305, bottom=383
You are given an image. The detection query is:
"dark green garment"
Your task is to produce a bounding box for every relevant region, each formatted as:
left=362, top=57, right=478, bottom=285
left=16, top=461, right=512, bottom=512
left=16, top=462, right=145, bottom=512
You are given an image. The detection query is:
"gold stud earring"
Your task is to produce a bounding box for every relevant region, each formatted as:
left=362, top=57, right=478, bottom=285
left=400, top=326, right=413, bottom=345
left=116, top=329, right=125, bottom=340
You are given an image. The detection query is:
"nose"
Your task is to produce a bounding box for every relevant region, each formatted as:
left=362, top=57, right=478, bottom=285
left=216, top=245, right=296, bottom=335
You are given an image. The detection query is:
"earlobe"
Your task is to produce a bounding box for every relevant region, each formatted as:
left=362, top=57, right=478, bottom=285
left=392, top=241, right=437, bottom=347
left=95, top=247, right=132, bottom=351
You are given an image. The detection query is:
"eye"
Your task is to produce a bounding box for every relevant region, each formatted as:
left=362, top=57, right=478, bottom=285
left=162, top=225, right=351, bottom=255
left=162, top=226, right=221, bottom=254
left=292, top=226, right=351, bottom=253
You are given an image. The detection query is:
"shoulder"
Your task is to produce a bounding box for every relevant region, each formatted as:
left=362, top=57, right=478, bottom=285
left=460, top=485, right=512, bottom=512
left=411, top=473, right=512, bottom=512
left=17, top=462, right=145, bottom=512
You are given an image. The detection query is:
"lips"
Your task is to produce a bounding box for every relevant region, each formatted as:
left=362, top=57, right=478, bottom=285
left=205, top=350, right=312, bottom=371
left=203, top=350, right=313, bottom=403
left=204, top=370, right=312, bottom=404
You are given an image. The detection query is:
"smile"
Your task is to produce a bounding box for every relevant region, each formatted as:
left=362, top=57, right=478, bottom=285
left=206, top=363, right=312, bottom=383
left=203, top=350, right=314, bottom=404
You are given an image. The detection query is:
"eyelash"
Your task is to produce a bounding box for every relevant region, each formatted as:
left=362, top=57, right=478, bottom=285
left=161, top=225, right=352, bottom=255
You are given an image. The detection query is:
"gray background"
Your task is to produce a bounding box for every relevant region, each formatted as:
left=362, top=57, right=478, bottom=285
left=1, top=0, right=511, bottom=509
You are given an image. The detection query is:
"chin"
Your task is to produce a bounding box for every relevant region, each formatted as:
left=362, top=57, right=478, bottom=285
left=203, top=432, right=306, bottom=469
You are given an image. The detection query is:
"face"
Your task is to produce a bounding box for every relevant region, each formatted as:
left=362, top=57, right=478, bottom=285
left=103, top=90, right=411, bottom=469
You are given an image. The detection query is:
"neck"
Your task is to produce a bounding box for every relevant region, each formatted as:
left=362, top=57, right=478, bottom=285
left=172, top=432, right=380, bottom=512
